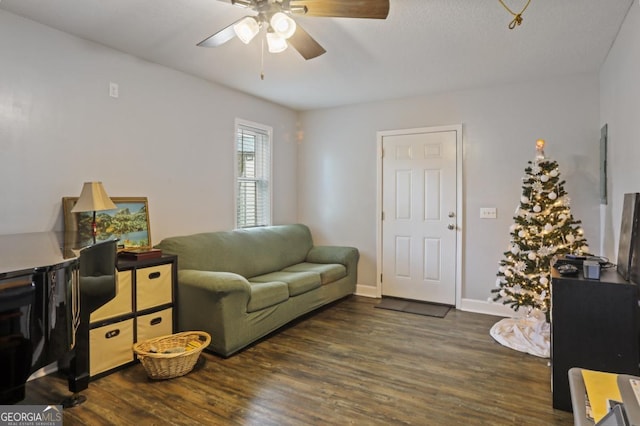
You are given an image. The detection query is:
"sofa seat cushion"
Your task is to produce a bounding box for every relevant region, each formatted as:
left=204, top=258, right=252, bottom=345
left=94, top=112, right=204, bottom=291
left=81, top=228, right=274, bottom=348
left=247, top=281, right=289, bottom=313
left=250, top=271, right=321, bottom=297
left=282, top=263, right=347, bottom=285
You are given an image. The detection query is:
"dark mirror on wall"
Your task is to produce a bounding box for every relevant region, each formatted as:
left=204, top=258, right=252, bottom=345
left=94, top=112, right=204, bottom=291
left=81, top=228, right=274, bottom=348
left=617, top=193, right=640, bottom=281
left=600, top=124, right=608, bottom=205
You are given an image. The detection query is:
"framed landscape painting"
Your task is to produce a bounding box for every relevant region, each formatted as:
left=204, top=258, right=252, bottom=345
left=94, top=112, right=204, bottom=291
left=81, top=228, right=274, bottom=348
left=62, top=196, right=151, bottom=249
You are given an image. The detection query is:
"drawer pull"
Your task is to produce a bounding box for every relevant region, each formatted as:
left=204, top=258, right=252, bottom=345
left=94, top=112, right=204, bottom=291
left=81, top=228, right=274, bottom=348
left=105, top=329, right=120, bottom=339
left=150, top=317, right=163, bottom=326
left=148, top=272, right=161, bottom=280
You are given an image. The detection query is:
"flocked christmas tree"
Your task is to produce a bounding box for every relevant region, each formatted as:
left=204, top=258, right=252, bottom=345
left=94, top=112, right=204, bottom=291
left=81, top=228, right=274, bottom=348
left=491, top=140, right=590, bottom=321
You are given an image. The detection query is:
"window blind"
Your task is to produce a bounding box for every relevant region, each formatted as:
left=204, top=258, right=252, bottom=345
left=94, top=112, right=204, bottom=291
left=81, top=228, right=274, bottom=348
left=236, top=123, right=271, bottom=228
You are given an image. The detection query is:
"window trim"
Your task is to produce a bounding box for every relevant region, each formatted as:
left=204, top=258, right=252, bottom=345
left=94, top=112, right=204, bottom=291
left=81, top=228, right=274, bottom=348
left=234, top=118, right=273, bottom=229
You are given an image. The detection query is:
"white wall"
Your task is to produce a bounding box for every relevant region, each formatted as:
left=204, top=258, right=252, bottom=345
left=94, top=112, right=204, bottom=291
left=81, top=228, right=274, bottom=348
left=600, top=1, right=640, bottom=260
left=299, top=75, right=601, bottom=314
left=0, top=10, right=299, bottom=242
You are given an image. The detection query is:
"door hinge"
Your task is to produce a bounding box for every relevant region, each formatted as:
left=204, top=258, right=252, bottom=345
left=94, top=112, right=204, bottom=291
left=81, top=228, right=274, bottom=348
left=381, top=211, right=385, bottom=221
left=380, top=273, right=383, bottom=283
left=381, top=148, right=384, bottom=158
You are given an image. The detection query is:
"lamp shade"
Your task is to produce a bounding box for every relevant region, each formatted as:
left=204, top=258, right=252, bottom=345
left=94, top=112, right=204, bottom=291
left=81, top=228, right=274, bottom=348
left=70, top=182, right=117, bottom=213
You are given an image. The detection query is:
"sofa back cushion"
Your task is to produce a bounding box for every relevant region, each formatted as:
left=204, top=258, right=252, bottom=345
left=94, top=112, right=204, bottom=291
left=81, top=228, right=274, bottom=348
left=156, top=224, right=314, bottom=278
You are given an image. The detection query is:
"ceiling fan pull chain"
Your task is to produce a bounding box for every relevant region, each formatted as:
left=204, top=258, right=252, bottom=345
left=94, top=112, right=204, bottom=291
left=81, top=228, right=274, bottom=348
left=508, top=13, right=523, bottom=29
left=498, top=0, right=532, bottom=29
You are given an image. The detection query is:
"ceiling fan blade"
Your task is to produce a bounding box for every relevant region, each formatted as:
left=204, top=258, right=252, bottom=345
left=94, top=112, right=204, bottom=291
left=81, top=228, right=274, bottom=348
left=214, top=0, right=252, bottom=6
left=290, top=0, right=389, bottom=19
left=288, top=25, right=327, bottom=60
left=230, top=0, right=254, bottom=7
left=197, top=17, right=247, bottom=47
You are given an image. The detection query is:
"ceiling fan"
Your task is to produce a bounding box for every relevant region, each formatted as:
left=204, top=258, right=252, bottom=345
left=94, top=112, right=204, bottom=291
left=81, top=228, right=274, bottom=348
left=197, top=0, right=390, bottom=60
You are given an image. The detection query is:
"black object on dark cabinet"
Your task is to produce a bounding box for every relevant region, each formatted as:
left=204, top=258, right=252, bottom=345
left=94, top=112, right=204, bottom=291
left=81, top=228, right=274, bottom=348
left=617, top=193, right=640, bottom=281
left=550, top=267, right=640, bottom=411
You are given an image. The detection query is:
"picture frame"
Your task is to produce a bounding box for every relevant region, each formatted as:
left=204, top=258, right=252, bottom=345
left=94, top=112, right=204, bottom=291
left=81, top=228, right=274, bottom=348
left=62, top=196, right=151, bottom=249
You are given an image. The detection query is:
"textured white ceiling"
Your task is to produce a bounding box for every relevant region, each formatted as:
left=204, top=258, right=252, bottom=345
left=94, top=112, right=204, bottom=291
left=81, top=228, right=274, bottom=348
left=0, top=0, right=634, bottom=110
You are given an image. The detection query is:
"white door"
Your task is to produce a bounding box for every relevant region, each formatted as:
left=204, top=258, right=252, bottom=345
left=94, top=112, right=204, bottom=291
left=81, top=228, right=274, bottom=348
left=381, top=127, right=459, bottom=305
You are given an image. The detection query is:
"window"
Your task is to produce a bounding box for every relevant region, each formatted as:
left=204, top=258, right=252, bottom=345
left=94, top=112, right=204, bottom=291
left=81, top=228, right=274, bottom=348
left=235, top=120, right=272, bottom=228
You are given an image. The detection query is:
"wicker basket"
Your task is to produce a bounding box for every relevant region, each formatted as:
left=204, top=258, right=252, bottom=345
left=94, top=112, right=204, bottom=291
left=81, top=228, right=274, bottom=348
left=133, top=331, right=211, bottom=380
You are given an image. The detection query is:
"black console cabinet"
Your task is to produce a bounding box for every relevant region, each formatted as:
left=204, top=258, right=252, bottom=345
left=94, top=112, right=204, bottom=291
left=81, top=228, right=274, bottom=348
left=551, top=268, right=640, bottom=411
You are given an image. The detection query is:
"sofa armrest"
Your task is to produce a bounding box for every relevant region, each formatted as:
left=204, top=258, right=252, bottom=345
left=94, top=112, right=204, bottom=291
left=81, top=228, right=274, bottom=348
left=176, top=270, right=251, bottom=335
left=306, top=245, right=359, bottom=265
left=306, top=245, right=359, bottom=276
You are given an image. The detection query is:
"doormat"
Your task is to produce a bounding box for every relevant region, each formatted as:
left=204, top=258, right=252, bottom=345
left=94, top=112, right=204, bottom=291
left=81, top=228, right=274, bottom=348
left=374, top=297, right=451, bottom=318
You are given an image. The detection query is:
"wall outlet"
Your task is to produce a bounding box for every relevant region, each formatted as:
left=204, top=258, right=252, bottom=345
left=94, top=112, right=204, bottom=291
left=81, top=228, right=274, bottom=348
left=109, top=82, right=119, bottom=98
left=480, top=207, right=497, bottom=219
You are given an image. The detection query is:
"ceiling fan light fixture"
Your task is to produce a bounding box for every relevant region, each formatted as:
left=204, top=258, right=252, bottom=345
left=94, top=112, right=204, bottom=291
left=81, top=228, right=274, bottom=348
left=233, top=17, right=260, bottom=44
left=266, top=31, right=288, bottom=53
left=270, top=12, right=296, bottom=39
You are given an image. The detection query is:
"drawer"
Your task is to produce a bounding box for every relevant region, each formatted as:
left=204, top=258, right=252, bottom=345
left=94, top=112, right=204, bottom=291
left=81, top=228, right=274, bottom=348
left=89, top=318, right=134, bottom=376
left=136, top=264, right=172, bottom=311
left=90, top=270, right=133, bottom=323
left=137, top=308, right=173, bottom=343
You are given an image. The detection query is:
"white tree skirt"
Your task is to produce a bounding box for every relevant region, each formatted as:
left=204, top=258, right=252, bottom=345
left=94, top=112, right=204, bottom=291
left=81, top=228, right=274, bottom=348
left=490, top=313, right=550, bottom=358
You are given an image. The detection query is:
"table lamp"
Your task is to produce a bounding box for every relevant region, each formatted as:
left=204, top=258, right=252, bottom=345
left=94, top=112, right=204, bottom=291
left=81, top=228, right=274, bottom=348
left=71, top=182, right=117, bottom=243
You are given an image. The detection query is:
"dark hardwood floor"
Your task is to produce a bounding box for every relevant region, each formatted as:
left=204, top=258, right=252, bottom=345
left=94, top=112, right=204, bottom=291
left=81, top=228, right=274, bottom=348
left=21, top=296, right=573, bottom=425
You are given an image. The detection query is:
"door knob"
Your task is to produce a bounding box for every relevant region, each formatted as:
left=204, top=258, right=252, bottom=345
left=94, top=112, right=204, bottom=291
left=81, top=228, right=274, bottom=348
left=448, top=224, right=455, bottom=230
left=448, top=212, right=455, bottom=218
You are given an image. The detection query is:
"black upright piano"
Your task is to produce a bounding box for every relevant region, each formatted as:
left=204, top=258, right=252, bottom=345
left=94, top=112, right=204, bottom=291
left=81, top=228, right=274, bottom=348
left=0, top=232, right=117, bottom=404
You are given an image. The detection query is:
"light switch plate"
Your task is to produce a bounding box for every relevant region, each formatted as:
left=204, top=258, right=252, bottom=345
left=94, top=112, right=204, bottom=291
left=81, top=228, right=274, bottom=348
left=480, top=207, right=497, bottom=219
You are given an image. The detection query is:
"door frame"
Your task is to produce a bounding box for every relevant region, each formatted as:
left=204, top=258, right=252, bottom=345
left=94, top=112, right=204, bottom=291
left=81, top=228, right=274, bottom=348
left=376, top=124, right=464, bottom=308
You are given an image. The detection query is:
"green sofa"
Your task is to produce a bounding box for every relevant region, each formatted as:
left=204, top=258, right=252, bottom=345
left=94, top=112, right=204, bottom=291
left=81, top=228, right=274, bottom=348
left=155, top=224, right=359, bottom=356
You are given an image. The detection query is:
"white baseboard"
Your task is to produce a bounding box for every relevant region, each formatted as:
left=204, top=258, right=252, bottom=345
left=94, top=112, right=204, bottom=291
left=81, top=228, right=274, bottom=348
left=355, top=284, right=379, bottom=298
left=459, top=298, right=518, bottom=317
